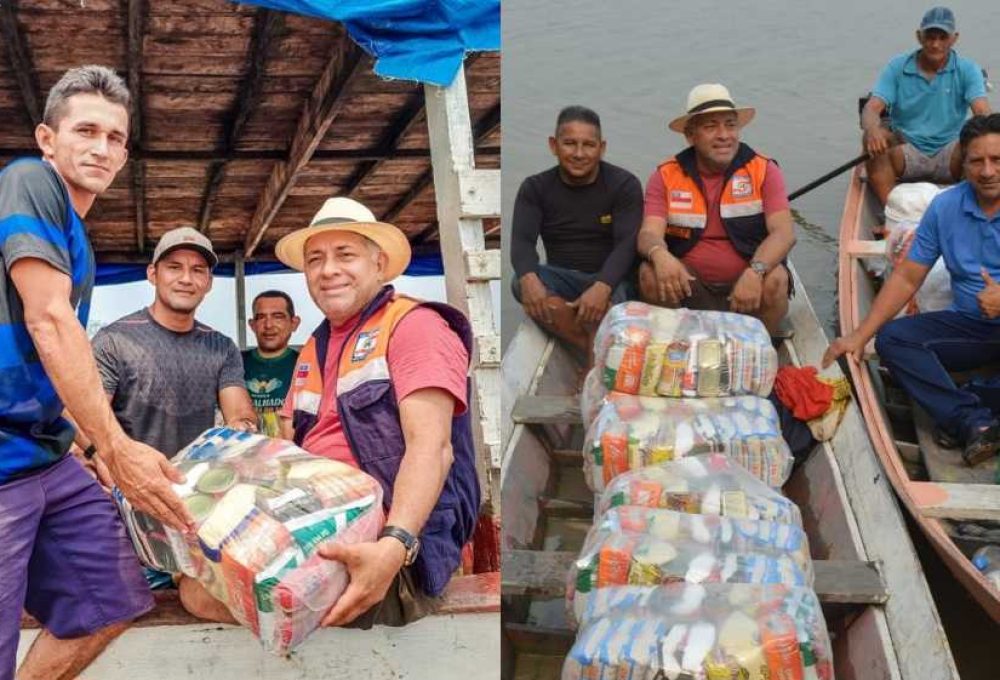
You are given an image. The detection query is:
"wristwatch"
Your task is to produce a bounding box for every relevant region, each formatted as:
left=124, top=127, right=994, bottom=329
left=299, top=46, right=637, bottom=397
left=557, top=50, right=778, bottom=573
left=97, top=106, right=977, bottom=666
left=380, top=525, right=421, bottom=566
left=749, top=260, right=769, bottom=277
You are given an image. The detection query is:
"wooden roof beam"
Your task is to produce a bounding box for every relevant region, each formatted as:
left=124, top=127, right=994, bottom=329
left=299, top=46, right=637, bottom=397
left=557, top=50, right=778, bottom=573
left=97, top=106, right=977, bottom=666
left=243, top=40, right=368, bottom=257
left=340, top=56, right=486, bottom=199
left=0, top=147, right=500, bottom=163
left=1, top=0, right=42, bottom=126
left=126, top=0, right=148, bottom=253
left=341, top=90, right=425, bottom=198
left=381, top=102, right=501, bottom=224
left=198, top=9, right=284, bottom=234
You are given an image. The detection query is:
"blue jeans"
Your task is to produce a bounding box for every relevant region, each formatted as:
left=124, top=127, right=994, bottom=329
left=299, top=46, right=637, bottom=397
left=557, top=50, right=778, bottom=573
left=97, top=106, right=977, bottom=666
left=511, top=264, right=634, bottom=304
left=875, top=311, right=1000, bottom=442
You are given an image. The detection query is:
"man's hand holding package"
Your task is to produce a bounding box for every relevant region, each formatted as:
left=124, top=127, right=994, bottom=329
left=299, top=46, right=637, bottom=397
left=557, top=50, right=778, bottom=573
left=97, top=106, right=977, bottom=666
left=104, top=435, right=193, bottom=532
left=319, top=537, right=407, bottom=626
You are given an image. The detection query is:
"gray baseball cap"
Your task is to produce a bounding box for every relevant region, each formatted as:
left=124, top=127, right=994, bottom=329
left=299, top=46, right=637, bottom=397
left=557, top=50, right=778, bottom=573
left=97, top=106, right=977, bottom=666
left=152, top=227, right=218, bottom=268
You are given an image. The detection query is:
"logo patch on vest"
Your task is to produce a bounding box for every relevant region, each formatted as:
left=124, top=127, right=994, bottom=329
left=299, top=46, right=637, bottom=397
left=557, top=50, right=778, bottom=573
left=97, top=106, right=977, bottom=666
left=731, top=173, right=753, bottom=198
left=664, top=225, right=692, bottom=239
left=294, top=363, right=311, bottom=386
left=599, top=213, right=613, bottom=225
left=352, top=330, right=380, bottom=363
left=669, top=190, right=694, bottom=209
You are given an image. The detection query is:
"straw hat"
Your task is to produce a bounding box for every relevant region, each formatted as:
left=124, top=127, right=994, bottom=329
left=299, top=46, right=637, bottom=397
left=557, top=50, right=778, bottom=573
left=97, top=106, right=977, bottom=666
left=668, top=83, right=756, bottom=133
left=274, top=197, right=411, bottom=279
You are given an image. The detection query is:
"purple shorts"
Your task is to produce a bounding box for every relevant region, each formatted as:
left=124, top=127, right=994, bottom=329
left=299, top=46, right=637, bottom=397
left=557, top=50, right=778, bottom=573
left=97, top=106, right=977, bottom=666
left=0, top=455, right=153, bottom=675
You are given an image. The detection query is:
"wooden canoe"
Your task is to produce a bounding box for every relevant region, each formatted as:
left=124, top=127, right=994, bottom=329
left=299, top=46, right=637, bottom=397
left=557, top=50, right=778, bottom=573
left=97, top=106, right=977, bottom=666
left=501, top=263, right=957, bottom=680
left=837, top=165, right=1000, bottom=622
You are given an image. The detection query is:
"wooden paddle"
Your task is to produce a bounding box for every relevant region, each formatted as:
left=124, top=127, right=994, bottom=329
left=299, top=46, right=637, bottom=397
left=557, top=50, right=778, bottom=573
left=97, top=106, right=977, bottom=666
left=788, top=152, right=871, bottom=201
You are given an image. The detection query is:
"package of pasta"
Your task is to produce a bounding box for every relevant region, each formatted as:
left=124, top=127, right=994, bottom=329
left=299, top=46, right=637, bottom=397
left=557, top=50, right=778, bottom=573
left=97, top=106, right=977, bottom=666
left=596, top=454, right=802, bottom=527
left=593, top=301, right=778, bottom=398
left=563, top=582, right=834, bottom=680
left=583, top=392, right=793, bottom=491
left=567, top=508, right=813, bottom=623
left=113, top=426, right=384, bottom=655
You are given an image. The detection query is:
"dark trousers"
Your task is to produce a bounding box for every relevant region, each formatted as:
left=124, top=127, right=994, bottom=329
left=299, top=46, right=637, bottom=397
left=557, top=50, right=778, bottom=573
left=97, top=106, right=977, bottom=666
left=875, top=311, right=1000, bottom=442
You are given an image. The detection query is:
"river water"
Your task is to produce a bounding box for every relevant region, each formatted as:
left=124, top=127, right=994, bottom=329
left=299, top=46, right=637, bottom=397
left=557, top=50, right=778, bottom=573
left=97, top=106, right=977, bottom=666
left=499, top=0, right=1000, bottom=673
left=500, top=0, right=1000, bottom=346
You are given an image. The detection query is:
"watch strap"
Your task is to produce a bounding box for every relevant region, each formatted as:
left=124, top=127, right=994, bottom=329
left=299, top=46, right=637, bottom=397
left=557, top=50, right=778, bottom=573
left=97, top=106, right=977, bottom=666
left=379, top=525, right=416, bottom=549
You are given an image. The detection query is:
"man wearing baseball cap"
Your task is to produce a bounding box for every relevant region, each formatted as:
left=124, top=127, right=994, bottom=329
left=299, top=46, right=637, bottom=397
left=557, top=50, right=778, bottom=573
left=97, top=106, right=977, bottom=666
left=274, top=196, right=479, bottom=628
left=80, top=225, right=257, bottom=621
left=862, top=6, right=991, bottom=203
left=637, top=83, right=796, bottom=334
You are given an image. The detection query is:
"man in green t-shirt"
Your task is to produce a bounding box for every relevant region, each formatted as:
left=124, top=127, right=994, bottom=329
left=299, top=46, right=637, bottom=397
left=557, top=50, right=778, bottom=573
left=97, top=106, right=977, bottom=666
left=242, top=290, right=301, bottom=436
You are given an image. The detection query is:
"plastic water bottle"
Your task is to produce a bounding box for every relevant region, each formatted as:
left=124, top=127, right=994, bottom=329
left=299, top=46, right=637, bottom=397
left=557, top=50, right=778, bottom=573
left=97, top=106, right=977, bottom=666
left=972, top=546, right=1000, bottom=590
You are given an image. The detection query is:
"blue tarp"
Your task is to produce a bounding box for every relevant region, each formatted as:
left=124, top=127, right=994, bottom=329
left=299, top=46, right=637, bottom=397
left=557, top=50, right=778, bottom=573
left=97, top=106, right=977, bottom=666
left=95, top=252, right=443, bottom=286
left=230, top=0, right=499, bottom=86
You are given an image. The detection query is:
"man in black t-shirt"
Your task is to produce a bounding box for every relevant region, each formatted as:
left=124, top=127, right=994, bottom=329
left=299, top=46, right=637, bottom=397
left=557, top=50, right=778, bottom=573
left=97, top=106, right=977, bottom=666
left=510, top=105, right=643, bottom=351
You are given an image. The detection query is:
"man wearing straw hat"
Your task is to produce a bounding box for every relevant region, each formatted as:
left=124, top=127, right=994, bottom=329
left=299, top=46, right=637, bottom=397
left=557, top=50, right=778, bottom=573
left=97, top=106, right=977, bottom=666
left=275, top=197, right=479, bottom=627
left=637, top=83, right=796, bottom=335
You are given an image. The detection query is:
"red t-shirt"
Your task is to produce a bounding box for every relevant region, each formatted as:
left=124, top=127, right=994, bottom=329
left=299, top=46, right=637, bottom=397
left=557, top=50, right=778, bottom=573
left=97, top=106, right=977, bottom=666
left=643, top=160, right=789, bottom=284
left=281, top=307, right=469, bottom=466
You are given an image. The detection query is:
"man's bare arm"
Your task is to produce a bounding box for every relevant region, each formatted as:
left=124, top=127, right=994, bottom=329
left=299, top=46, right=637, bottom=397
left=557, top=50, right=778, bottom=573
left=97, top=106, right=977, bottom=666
left=971, top=97, right=991, bottom=116
left=384, top=387, right=455, bottom=534
left=10, top=257, right=192, bottom=529
left=823, top=258, right=931, bottom=367
left=752, top=209, right=797, bottom=267
left=218, top=385, right=258, bottom=432
left=637, top=214, right=668, bottom=259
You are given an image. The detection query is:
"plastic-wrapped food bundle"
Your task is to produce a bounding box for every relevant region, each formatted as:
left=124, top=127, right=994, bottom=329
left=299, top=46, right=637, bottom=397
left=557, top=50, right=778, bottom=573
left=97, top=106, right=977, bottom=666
left=563, top=582, right=834, bottom=680
left=596, top=506, right=811, bottom=575
left=584, top=392, right=792, bottom=491
left=596, top=454, right=802, bottom=527
left=568, top=512, right=813, bottom=622
left=594, top=302, right=778, bottom=398
left=113, top=427, right=384, bottom=655
left=884, top=184, right=953, bottom=315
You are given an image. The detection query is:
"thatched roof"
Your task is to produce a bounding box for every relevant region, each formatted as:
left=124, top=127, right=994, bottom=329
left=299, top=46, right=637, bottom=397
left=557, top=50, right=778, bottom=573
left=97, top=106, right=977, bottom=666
left=0, top=0, right=500, bottom=263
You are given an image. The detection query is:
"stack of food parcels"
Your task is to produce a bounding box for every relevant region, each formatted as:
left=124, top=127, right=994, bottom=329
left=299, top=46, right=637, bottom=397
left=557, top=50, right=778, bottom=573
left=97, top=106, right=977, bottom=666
left=564, top=302, right=832, bottom=679
left=562, top=455, right=833, bottom=679
left=583, top=392, right=793, bottom=491
left=594, top=303, right=778, bottom=399
left=113, top=427, right=384, bottom=655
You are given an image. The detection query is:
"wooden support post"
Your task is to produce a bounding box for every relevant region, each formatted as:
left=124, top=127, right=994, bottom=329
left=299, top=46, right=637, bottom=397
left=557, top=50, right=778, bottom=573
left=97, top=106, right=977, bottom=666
left=235, top=251, right=247, bottom=351
left=424, top=66, right=501, bottom=515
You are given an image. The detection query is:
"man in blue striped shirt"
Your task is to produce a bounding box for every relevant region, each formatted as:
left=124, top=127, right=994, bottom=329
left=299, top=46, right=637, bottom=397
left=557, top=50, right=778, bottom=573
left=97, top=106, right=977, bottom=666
left=0, top=66, right=193, bottom=679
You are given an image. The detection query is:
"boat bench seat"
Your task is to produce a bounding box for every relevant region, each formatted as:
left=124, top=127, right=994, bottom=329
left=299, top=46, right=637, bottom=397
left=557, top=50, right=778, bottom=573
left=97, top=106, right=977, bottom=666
left=503, top=550, right=888, bottom=605
left=20, top=572, right=499, bottom=630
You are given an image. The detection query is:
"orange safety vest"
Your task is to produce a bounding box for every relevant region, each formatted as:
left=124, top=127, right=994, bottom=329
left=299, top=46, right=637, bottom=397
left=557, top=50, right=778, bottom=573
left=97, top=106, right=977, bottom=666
left=657, top=143, right=771, bottom=260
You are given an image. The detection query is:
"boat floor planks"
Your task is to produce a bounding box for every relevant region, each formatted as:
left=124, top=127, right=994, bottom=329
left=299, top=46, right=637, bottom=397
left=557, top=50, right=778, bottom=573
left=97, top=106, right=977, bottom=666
left=501, top=261, right=959, bottom=679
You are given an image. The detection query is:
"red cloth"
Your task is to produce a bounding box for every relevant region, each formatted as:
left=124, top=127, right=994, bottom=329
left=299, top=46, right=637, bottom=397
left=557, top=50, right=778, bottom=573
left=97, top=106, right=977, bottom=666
left=774, top=365, right=834, bottom=421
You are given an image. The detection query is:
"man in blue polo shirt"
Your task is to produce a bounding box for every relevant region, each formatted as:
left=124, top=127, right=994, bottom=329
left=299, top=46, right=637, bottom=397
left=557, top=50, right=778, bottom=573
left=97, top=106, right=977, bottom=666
left=825, top=114, right=1000, bottom=466
left=861, top=6, right=990, bottom=203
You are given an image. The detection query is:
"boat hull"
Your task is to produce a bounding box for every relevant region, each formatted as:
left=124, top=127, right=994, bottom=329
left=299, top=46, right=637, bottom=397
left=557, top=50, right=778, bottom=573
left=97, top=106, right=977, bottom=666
left=836, top=165, right=1000, bottom=623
